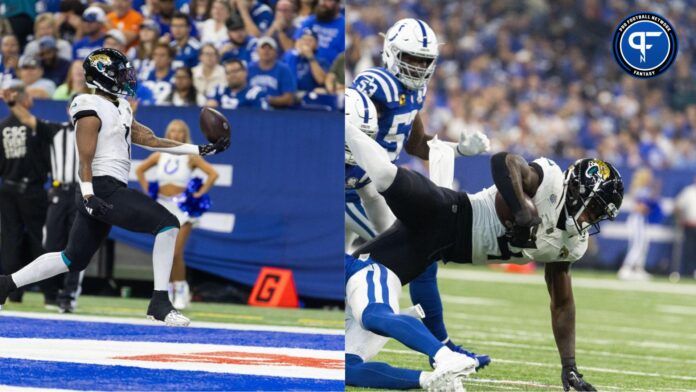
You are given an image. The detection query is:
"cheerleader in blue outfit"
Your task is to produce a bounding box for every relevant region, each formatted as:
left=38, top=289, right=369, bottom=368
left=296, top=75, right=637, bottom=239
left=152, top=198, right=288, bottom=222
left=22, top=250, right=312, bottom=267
left=136, top=120, right=219, bottom=309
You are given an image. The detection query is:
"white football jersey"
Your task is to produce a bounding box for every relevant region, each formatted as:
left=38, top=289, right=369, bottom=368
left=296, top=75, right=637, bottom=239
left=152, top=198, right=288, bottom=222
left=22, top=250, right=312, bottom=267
left=70, top=94, right=133, bottom=185
left=468, top=157, right=588, bottom=265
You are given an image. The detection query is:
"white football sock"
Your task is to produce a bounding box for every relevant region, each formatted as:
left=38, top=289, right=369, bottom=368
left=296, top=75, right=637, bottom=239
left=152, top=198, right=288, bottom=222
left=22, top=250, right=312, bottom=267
left=345, top=122, right=397, bottom=192
left=419, top=371, right=432, bottom=388
left=12, top=252, right=69, bottom=288
left=153, top=228, right=178, bottom=291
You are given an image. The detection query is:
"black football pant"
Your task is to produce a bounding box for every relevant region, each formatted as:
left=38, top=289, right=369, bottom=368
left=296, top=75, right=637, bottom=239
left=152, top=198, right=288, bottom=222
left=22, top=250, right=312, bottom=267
left=354, top=167, right=472, bottom=284
left=62, top=176, right=179, bottom=272
left=0, top=182, right=48, bottom=301
left=41, top=185, right=83, bottom=303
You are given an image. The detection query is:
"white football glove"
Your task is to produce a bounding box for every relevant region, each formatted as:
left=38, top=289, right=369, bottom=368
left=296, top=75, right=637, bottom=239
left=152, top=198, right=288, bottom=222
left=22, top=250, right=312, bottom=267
left=456, top=130, right=490, bottom=156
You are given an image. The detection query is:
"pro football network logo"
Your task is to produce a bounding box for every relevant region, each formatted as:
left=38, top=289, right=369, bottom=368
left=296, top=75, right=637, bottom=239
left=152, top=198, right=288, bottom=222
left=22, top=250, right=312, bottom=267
left=612, top=13, right=677, bottom=78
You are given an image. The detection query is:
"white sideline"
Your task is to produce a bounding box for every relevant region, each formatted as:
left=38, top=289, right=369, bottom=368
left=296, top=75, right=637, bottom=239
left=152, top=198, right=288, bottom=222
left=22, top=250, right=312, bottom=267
left=437, top=268, right=696, bottom=295
left=0, top=311, right=344, bottom=335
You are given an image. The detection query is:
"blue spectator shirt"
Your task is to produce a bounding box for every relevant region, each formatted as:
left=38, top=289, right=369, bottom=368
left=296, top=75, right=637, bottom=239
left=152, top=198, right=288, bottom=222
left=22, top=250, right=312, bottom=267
left=210, top=85, right=268, bottom=109
left=281, top=50, right=329, bottom=92
left=220, top=36, right=258, bottom=65
left=294, top=14, right=345, bottom=64
left=247, top=61, right=297, bottom=97
left=141, top=69, right=175, bottom=105
left=171, top=37, right=200, bottom=69
left=73, top=35, right=106, bottom=60
left=352, top=66, right=426, bottom=161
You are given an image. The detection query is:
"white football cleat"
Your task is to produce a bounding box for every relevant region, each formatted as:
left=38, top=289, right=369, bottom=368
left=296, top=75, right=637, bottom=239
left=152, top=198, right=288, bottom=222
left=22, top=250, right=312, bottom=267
left=148, top=310, right=190, bottom=327
left=426, top=351, right=476, bottom=391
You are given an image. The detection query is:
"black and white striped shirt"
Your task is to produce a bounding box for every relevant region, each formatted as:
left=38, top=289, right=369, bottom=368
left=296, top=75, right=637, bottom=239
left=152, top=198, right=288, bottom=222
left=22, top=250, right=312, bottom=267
left=37, top=120, right=78, bottom=185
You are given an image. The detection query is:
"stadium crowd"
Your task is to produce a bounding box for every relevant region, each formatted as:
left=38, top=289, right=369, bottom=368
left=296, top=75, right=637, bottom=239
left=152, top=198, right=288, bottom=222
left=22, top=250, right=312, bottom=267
left=347, top=0, right=696, bottom=169
left=0, top=0, right=345, bottom=110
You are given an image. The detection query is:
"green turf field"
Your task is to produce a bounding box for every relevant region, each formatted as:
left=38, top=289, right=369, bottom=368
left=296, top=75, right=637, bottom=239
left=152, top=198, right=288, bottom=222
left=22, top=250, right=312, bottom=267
left=1, top=293, right=343, bottom=329
left=350, top=264, right=696, bottom=391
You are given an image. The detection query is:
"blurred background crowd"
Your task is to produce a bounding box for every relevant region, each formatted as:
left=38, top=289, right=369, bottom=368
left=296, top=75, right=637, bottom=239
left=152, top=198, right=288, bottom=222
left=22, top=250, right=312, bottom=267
left=347, top=0, right=696, bottom=169
left=0, top=0, right=345, bottom=110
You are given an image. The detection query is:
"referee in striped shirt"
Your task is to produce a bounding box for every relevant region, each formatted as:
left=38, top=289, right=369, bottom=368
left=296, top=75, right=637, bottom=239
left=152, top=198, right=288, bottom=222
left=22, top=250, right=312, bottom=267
left=3, top=87, right=83, bottom=313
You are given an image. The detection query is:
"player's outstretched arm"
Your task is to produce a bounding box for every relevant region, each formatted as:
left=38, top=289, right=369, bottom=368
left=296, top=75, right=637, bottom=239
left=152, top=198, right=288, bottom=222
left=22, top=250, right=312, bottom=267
left=131, top=120, right=229, bottom=156
left=404, top=112, right=433, bottom=160
left=545, top=262, right=596, bottom=392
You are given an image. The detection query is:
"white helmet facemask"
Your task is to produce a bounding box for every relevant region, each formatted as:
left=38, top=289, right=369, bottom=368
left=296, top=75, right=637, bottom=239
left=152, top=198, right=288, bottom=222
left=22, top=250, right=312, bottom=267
left=344, top=88, right=379, bottom=165
left=382, top=18, right=439, bottom=90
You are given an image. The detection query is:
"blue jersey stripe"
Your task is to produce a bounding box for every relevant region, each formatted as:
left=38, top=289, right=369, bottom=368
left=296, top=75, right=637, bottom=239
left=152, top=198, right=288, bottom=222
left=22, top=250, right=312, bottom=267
left=369, top=68, right=400, bottom=102
left=0, top=317, right=343, bottom=351
left=357, top=90, right=370, bottom=124
left=0, top=358, right=343, bottom=391
left=416, top=19, right=428, bottom=47
left=362, top=70, right=396, bottom=102
left=366, top=269, right=375, bottom=303
left=378, top=264, right=389, bottom=305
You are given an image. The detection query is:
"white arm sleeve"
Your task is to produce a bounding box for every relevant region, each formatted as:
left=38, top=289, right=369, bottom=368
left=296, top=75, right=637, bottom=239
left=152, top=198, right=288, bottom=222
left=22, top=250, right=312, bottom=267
left=139, top=143, right=200, bottom=155
left=357, top=182, right=396, bottom=233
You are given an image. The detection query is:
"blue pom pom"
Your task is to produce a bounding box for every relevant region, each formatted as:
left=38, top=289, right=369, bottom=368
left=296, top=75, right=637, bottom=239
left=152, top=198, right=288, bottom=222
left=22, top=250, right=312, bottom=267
left=148, top=182, right=159, bottom=200
left=178, top=177, right=211, bottom=217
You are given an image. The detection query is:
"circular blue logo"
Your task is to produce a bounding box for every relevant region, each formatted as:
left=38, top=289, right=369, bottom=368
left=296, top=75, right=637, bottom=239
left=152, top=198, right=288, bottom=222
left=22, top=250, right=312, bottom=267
left=612, top=13, right=677, bottom=78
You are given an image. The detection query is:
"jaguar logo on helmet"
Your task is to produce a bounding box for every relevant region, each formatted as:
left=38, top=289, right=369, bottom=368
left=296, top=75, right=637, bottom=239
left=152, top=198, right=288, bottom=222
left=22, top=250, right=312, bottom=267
left=585, top=159, right=611, bottom=180
left=89, top=53, right=112, bottom=69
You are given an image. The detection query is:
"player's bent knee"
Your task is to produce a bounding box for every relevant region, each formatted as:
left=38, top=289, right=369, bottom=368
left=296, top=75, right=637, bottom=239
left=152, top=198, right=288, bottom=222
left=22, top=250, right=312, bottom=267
left=155, top=213, right=181, bottom=234
left=62, top=251, right=91, bottom=272
left=361, top=303, right=396, bottom=333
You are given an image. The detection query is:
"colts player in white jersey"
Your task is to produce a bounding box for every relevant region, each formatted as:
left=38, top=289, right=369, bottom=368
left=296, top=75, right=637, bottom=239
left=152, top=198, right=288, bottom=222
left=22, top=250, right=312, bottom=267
left=346, top=118, right=624, bottom=391
left=348, top=18, right=491, bottom=369
left=345, top=253, right=477, bottom=391
left=0, top=48, right=230, bottom=326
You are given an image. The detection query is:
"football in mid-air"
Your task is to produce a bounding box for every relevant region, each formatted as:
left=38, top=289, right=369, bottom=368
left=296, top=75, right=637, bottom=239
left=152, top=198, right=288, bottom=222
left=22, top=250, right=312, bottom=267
left=199, top=107, right=231, bottom=143
left=495, top=191, right=538, bottom=228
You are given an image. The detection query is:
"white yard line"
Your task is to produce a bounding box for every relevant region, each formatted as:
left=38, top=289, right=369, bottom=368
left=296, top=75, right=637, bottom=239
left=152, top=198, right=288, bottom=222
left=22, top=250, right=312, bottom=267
left=0, top=386, right=77, bottom=392
left=491, top=359, right=696, bottom=381
left=0, top=311, right=343, bottom=335
left=657, top=305, right=696, bottom=315
left=447, top=312, right=696, bottom=341
left=439, top=295, right=510, bottom=306
left=472, top=340, right=696, bottom=365
left=447, top=326, right=696, bottom=351
left=438, top=269, right=696, bottom=296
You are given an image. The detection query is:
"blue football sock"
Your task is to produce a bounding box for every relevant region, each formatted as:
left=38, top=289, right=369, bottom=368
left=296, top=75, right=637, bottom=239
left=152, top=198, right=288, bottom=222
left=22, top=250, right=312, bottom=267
left=345, top=353, right=422, bottom=389
left=362, top=303, right=444, bottom=357
left=409, top=262, right=449, bottom=342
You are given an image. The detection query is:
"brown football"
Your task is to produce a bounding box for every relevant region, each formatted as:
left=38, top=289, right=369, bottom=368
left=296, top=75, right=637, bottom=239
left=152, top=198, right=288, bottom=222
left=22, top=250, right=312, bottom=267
left=199, top=107, right=231, bottom=143
left=495, top=191, right=538, bottom=228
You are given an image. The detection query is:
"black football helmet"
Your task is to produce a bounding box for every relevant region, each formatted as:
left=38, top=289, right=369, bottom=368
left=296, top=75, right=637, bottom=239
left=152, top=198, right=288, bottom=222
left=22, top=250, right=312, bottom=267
left=83, top=48, right=137, bottom=97
left=563, top=158, right=624, bottom=235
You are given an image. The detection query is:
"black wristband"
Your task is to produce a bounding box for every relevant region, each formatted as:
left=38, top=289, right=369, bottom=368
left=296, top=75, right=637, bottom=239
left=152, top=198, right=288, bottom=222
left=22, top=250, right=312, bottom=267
left=491, top=152, right=523, bottom=214
left=7, top=101, right=16, bottom=107
left=561, top=357, right=576, bottom=368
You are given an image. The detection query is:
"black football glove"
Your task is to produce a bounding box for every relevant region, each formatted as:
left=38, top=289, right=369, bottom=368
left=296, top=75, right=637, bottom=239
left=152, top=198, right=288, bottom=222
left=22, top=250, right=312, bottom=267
left=508, top=209, right=541, bottom=248
left=198, top=137, right=230, bottom=156
left=562, top=364, right=596, bottom=391
left=83, top=195, right=113, bottom=217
